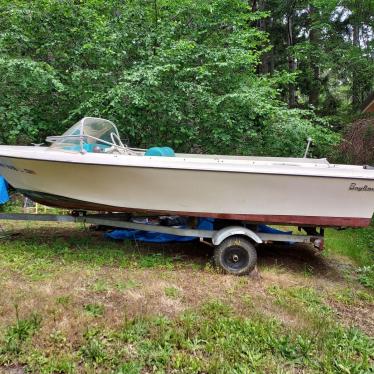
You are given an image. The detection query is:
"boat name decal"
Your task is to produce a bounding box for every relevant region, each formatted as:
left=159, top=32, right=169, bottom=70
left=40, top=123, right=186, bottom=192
left=349, top=183, right=374, bottom=192
left=0, top=162, right=36, bottom=175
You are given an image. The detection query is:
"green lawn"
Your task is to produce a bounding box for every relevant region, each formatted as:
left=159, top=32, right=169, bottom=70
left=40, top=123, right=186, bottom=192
left=325, top=224, right=374, bottom=289
left=325, top=226, right=374, bottom=267
left=0, top=221, right=372, bottom=373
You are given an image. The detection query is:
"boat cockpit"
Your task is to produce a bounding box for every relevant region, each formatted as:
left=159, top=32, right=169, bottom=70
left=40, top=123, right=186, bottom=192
left=47, top=117, right=176, bottom=157
left=46, top=118, right=355, bottom=169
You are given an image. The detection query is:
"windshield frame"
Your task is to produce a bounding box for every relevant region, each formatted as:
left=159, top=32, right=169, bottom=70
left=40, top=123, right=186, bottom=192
left=46, top=117, right=125, bottom=153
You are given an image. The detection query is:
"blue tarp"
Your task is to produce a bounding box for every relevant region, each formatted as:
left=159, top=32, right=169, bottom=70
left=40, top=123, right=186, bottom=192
left=105, top=219, right=292, bottom=244
left=105, top=218, right=214, bottom=243
left=0, top=176, right=9, bottom=205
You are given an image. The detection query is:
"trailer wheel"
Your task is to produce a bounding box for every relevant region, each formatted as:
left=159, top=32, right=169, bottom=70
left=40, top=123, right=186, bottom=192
left=213, top=236, right=257, bottom=275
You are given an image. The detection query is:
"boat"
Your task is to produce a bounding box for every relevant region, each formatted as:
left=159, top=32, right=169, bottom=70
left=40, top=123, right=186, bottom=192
left=0, top=117, right=373, bottom=228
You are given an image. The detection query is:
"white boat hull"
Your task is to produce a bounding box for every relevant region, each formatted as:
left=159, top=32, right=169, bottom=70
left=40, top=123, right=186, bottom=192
left=0, top=147, right=373, bottom=227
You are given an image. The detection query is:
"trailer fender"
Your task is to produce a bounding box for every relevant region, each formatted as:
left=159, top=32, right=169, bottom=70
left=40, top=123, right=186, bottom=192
left=212, top=226, right=263, bottom=246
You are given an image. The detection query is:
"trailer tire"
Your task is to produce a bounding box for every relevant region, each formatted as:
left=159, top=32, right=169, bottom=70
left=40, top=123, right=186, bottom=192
left=213, top=236, right=257, bottom=275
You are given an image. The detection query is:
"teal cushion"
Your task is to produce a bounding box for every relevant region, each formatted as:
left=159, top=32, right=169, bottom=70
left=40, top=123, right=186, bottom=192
left=145, top=147, right=175, bottom=157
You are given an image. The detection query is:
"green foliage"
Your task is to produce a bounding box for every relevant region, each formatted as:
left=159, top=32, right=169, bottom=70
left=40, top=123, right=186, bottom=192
left=84, top=303, right=105, bottom=318
left=262, top=0, right=374, bottom=121
left=1, top=311, right=42, bottom=355
left=6, top=310, right=370, bottom=373
left=164, top=286, right=180, bottom=298
left=357, top=265, right=374, bottom=290
left=332, top=287, right=374, bottom=304
left=0, top=0, right=340, bottom=157
left=260, top=107, right=340, bottom=157
left=0, top=57, right=64, bottom=144
left=76, top=303, right=372, bottom=372
left=325, top=224, right=374, bottom=267
left=325, top=223, right=374, bottom=288
left=80, top=335, right=107, bottom=363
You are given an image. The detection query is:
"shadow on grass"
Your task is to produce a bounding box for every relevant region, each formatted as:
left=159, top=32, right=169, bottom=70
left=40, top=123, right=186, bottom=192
left=257, top=243, right=344, bottom=280
left=0, top=224, right=343, bottom=279
left=0, top=224, right=211, bottom=271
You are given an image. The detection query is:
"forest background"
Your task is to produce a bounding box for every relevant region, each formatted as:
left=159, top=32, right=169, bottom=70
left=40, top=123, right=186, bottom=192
left=0, top=0, right=373, bottom=161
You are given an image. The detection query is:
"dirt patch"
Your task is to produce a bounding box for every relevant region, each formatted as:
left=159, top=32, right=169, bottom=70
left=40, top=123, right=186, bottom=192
left=0, top=366, right=25, bottom=374
left=0, top=223, right=372, bottom=349
left=328, top=299, right=374, bottom=336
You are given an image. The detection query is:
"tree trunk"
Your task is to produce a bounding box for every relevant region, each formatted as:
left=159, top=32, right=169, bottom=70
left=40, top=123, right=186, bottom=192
left=287, top=13, right=297, bottom=107
left=251, top=0, right=257, bottom=12
left=308, top=5, right=320, bottom=108
left=251, top=0, right=272, bottom=74
left=352, top=23, right=360, bottom=110
left=152, top=0, right=159, bottom=56
left=260, top=16, right=274, bottom=75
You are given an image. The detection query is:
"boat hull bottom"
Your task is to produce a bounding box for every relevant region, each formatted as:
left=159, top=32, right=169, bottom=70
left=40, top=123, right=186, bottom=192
left=18, top=189, right=371, bottom=228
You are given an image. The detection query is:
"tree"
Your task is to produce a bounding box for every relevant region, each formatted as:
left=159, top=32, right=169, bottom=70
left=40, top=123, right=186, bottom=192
left=254, top=0, right=374, bottom=121
left=0, top=0, right=340, bottom=157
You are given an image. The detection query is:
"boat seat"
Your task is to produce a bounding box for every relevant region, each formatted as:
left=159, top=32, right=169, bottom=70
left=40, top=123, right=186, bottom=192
left=144, top=147, right=175, bottom=157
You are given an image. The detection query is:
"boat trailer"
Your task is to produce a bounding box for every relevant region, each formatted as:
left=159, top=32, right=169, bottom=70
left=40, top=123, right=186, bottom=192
left=0, top=212, right=324, bottom=275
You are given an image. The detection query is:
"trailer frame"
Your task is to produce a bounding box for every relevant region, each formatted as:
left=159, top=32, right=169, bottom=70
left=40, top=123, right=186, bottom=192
left=0, top=212, right=324, bottom=275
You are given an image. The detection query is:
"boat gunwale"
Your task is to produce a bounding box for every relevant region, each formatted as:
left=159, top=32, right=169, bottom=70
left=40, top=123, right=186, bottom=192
left=0, top=154, right=373, bottom=180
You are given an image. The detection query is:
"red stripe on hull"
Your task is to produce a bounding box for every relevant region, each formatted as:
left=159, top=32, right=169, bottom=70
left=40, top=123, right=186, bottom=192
left=21, top=190, right=371, bottom=228
left=194, top=212, right=371, bottom=228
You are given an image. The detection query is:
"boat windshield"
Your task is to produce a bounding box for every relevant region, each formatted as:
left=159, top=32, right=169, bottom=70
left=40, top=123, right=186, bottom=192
left=48, top=117, right=124, bottom=152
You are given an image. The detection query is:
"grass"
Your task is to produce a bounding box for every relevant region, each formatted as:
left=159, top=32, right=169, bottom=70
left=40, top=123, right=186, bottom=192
left=1, top=301, right=372, bottom=373
left=325, top=224, right=374, bottom=289
left=84, top=303, right=105, bottom=317
left=325, top=225, right=374, bottom=267
left=2, top=311, right=42, bottom=355
left=0, top=220, right=372, bottom=373
left=164, top=286, right=181, bottom=299
left=0, top=226, right=188, bottom=278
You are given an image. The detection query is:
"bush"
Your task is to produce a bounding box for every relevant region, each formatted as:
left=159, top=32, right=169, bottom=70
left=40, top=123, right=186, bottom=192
left=338, top=117, right=374, bottom=165
left=0, top=0, right=340, bottom=158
